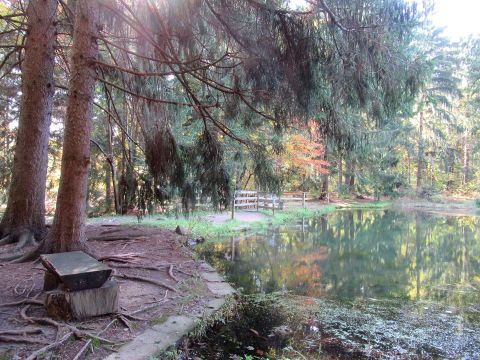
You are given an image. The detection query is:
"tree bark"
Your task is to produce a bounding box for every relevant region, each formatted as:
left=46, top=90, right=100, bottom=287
left=407, top=153, right=411, bottom=185
left=348, top=161, right=355, bottom=192
left=416, top=111, right=424, bottom=194
left=320, top=140, right=329, bottom=200
left=47, top=0, right=99, bottom=253
left=0, top=0, right=57, bottom=239
left=463, top=133, right=469, bottom=185
left=338, top=157, right=343, bottom=191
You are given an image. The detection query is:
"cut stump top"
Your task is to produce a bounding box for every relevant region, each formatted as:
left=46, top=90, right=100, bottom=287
left=40, top=251, right=112, bottom=291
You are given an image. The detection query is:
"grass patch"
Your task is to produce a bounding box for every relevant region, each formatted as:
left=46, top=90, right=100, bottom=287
left=337, top=200, right=392, bottom=209
left=132, top=205, right=337, bottom=241
left=92, top=201, right=390, bottom=242
left=176, top=276, right=210, bottom=310
left=259, top=205, right=336, bottom=225
left=140, top=216, right=246, bottom=240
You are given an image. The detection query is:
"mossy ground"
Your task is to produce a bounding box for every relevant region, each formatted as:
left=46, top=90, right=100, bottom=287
left=88, top=205, right=339, bottom=241
left=165, top=292, right=480, bottom=359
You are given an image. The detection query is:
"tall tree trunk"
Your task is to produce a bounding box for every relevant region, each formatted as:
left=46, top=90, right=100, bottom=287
left=430, top=153, right=435, bottom=186
left=463, top=133, right=469, bottom=185
left=349, top=161, right=355, bottom=192
left=47, top=0, right=99, bottom=253
left=0, top=0, right=57, bottom=240
left=338, top=157, right=343, bottom=191
left=416, top=111, right=424, bottom=194
left=320, top=141, right=328, bottom=199
left=344, top=160, right=350, bottom=187
left=105, top=162, right=112, bottom=212
left=407, top=153, right=411, bottom=186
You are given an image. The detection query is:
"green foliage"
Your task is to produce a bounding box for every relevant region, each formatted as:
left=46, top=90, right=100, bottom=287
left=139, top=205, right=336, bottom=240
left=474, top=199, right=480, bottom=208
left=338, top=201, right=392, bottom=209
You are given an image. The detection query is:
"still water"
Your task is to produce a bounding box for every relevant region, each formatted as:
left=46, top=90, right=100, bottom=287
left=188, top=210, right=480, bottom=359
left=200, top=210, right=480, bottom=305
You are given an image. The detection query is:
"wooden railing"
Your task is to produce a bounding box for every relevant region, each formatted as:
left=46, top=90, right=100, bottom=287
left=231, top=190, right=310, bottom=219
left=281, top=191, right=312, bottom=207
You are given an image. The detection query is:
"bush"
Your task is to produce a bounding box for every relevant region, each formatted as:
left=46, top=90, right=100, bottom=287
left=475, top=199, right=480, bottom=208
left=417, top=185, right=439, bottom=200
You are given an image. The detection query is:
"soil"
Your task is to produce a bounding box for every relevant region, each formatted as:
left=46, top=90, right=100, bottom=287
left=0, top=225, right=216, bottom=360
left=207, top=211, right=268, bottom=225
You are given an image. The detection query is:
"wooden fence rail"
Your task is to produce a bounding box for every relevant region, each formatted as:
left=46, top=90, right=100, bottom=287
left=231, top=190, right=310, bottom=219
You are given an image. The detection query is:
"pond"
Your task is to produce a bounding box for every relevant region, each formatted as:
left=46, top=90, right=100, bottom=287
left=187, top=210, right=480, bottom=359
left=200, top=210, right=480, bottom=305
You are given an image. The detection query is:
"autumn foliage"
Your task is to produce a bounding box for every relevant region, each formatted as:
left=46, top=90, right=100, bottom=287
left=276, top=133, right=329, bottom=183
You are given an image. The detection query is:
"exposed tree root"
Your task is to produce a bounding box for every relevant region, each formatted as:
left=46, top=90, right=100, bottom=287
left=72, top=339, right=92, bottom=360
left=24, top=331, right=74, bottom=360
left=0, top=228, right=39, bottom=249
left=168, top=264, right=179, bottom=282
left=107, top=262, right=167, bottom=272
left=2, top=242, right=43, bottom=263
left=0, top=298, right=43, bottom=307
left=98, top=252, right=145, bottom=263
left=175, top=268, right=195, bottom=277
left=0, top=328, right=44, bottom=336
left=99, top=227, right=139, bottom=236
left=71, top=318, right=120, bottom=360
left=117, top=314, right=133, bottom=331
left=0, top=335, right=49, bottom=344
left=122, top=294, right=168, bottom=318
left=114, top=273, right=177, bottom=292
left=118, top=312, right=147, bottom=321
left=0, top=234, right=14, bottom=246
left=2, top=238, right=98, bottom=263
left=89, top=235, right=148, bottom=242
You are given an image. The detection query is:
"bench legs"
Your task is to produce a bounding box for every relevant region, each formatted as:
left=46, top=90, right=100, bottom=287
left=43, top=270, right=61, bottom=291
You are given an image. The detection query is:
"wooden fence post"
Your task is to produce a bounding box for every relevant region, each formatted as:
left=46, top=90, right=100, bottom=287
left=272, top=197, right=275, bottom=216
left=256, top=193, right=259, bottom=211
left=302, top=192, right=306, bottom=208
left=231, top=192, right=235, bottom=219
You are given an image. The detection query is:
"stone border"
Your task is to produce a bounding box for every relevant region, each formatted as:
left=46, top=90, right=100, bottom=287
left=104, top=263, right=235, bottom=360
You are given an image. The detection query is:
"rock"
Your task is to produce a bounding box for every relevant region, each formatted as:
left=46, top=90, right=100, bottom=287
left=269, top=325, right=293, bottom=338
left=186, top=239, right=198, bottom=247
left=175, top=225, right=191, bottom=236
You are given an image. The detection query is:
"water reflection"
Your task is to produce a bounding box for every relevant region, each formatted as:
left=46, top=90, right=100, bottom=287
left=199, top=210, right=480, bottom=305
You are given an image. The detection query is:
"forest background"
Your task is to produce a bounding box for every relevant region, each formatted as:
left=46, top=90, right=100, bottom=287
left=0, top=0, right=479, bottom=256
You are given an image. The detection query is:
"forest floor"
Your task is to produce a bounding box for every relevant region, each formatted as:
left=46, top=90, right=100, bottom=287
left=0, top=224, right=234, bottom=360
left=85, top=194, right=478, bottom=242
left=0, top=196, right=477, bottom=359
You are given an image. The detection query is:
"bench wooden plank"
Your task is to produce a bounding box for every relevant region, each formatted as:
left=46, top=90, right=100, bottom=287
left=41, top=251, right=112, bottom=291
left=234, top=203, right=257, bottom=208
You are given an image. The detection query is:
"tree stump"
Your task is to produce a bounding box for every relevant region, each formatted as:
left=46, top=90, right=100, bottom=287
left=45, top=280, right=119, bottom=320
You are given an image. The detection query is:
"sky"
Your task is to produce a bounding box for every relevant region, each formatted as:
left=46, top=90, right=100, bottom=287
left=289, top=0, right=480, bottom=40
left=431, top=0, right=480, bottom=40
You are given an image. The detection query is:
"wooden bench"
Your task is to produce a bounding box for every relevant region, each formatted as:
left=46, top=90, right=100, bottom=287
left=40, top=251, right=118, bottom=320
left=41, top=251, right=112, bottom=291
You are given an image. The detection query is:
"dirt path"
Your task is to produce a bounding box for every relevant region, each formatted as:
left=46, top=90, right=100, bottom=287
left=207, top=210, right=268, bottom=225
left=0, top=225, right=233, bottom=360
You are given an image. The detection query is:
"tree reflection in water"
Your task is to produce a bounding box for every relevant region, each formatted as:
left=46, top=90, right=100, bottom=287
left=199, top=210, right=480, bottom=306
